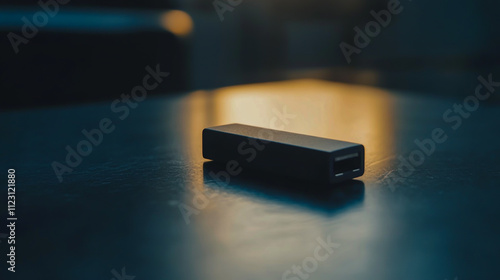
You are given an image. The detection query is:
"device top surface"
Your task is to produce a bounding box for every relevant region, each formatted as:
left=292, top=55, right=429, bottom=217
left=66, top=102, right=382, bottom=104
left=205, top=123, right=362, bottom=152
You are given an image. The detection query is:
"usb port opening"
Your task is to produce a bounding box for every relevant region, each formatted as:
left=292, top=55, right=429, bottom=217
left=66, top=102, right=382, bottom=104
left=334, top=153, right=361, bottom=176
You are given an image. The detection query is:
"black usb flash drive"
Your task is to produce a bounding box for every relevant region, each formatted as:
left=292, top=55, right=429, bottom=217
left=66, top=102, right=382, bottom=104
left=202, top=123, right=365, bottom=184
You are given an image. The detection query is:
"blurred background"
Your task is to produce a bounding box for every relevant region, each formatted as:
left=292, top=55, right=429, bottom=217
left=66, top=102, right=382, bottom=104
left=1, top=0, right=500, bottom=109
left=2, top=2, right=500, bottom=279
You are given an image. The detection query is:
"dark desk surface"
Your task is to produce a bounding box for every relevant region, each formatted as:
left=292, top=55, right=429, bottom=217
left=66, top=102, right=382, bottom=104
left=2, top=79, right=500, bottom=280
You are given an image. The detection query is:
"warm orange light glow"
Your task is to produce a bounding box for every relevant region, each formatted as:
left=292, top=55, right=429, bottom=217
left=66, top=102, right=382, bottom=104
left=210, top=79, right=396, bottom=161
left=177, top=79, right=396, bottom=178
left=160, top=10, right=193, bottom=37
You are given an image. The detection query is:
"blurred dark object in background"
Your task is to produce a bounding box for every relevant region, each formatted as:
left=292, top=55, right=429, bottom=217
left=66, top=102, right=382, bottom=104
left=1, top=0, right=500, bottom=110
left=0, top=6, right=187, bottom=109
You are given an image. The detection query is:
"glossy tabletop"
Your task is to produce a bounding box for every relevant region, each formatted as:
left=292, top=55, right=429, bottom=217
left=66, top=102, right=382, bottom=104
left=1, top=79, right=499, bottom=280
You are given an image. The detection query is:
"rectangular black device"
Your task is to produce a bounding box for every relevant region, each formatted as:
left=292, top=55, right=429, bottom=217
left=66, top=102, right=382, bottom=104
left=202, top=123, right=364, bottom=184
